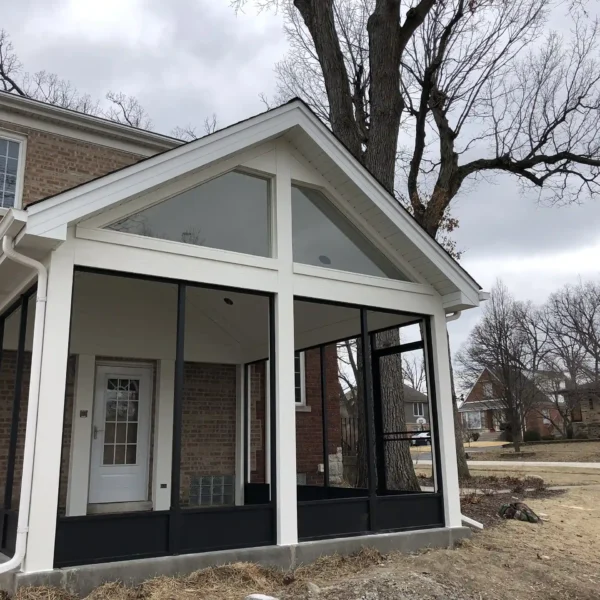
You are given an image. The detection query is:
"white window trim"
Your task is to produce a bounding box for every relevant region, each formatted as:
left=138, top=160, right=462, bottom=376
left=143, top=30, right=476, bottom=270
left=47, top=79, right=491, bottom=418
left=295, top=351, right=308, bottom=409
left=413, top=402, right=425, bottom=417
left=0, top=128, right=27, bottom=213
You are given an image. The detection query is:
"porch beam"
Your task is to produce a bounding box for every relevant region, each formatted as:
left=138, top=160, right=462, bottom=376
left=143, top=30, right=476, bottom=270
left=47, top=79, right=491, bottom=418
left=24, top=243, right=75, bottom=573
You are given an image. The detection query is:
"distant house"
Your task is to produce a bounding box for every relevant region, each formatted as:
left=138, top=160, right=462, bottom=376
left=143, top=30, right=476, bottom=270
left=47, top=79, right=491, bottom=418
left=459, top=367, right=562, bottom=437
left=342, top=384, right=430, bottom=432
left=563, top=382, right=600, bottom=438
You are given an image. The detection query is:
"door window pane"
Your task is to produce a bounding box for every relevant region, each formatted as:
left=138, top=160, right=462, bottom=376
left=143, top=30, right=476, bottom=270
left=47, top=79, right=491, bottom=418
left=291, top=185, right=407, bottom=280
left=107, top=171, right=271, bottom=257
left=102, top=377, right=141, bottom=466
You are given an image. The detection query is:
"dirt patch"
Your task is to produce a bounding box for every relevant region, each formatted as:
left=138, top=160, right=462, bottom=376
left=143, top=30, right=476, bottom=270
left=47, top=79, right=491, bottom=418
left=472, top=440, right=600, bottom=462
left=14, top=487, right=600, bottom=600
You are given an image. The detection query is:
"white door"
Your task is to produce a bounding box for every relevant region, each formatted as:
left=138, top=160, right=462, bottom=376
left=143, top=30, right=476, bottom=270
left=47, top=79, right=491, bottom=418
left=89, top=365, right=153, bottom=504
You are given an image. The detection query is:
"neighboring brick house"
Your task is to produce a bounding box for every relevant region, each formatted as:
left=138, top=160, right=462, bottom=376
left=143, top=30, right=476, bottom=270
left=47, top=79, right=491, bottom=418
left=0, top=93, right=343, bottom=513
left=459, top=367, right=562, bottom=437
left=564, top=382, right=600, bottom=438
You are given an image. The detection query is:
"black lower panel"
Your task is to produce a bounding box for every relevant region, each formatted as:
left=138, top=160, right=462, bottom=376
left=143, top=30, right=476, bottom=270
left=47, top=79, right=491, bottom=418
left=244, top=483, right=271, bottom=505
left=298, top=498, right=369, bottom=540
left=297, top=486, right=369, bottom=502
left=54, top=511, right=170, bottom=567
left=375, top=493, right=444, bottom=531
left=0, top=509, right=18, bottom=555
left=178, top=505, right=274, bottom=553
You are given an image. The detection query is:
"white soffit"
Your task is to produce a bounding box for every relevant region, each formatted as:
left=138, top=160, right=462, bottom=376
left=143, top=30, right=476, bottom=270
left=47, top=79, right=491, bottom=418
left=22, top=100, right=481, bottom=306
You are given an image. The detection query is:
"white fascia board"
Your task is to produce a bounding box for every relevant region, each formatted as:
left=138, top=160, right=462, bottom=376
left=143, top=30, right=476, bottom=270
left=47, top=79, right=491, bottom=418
left=26, top=103, right=301, bottom=236
left=0, top=208, right=28, bottom=240
left=24, top=99, right=480, bottom=304
left=0, top=92, right=180, bottom=153
left=442, top=291, right=479, bottom=312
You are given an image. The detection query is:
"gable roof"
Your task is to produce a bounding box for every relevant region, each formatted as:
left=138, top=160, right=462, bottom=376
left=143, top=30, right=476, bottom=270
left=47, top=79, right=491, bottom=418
left=5, top=99, right=482, bottom=308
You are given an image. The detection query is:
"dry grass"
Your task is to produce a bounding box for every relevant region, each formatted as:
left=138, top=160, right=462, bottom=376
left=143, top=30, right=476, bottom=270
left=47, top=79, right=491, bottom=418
left=415, top=463, right=600, bottom=487
left=15, top=488, right=600, bottom=600
left=473, top=440, right=600, bottom=463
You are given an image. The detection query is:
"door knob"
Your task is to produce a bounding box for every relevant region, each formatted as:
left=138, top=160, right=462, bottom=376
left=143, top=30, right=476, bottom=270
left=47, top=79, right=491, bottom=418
left=93, top=426, right=104, bottom=440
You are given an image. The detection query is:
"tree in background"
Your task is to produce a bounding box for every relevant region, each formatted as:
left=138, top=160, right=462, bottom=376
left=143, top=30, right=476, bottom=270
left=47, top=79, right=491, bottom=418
left=458, top=279, right=600, bottom=444
left=233, top=0, right=600, bottom=477
left=457, top=282, right=547, bottom=451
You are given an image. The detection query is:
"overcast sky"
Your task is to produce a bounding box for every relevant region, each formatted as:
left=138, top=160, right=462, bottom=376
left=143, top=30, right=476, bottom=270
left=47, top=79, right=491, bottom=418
left=2, top=0, right=599, bottom=354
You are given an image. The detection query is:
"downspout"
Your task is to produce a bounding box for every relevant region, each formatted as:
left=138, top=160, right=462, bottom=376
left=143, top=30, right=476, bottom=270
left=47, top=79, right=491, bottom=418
left=0, top=235, right=48, bottom=574
left=445, top=310, right=484, bottom=531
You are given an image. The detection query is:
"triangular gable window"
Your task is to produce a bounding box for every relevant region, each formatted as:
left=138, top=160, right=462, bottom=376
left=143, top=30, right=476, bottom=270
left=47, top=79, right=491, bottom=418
left=291, top=185, right=408, bottom=281
left=106, top=171, right=271, bottom=257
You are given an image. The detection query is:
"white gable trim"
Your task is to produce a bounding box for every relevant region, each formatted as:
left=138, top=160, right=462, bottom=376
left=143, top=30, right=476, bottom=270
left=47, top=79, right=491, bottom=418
left=24, top=100, right=480, bottom=305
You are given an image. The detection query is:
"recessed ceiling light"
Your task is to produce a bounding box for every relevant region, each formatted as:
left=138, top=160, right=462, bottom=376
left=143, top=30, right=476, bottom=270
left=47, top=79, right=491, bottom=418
left=319, top=255, right=331, bottom=265
left=224, top=298, right=234, bottom=305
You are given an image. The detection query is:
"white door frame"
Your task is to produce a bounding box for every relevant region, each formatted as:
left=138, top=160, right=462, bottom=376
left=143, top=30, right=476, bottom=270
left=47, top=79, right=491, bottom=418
left=88, top=363, right=154, bottom=507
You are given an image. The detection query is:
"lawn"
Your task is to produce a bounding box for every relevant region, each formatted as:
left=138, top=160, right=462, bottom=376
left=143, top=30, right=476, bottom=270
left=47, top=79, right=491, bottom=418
left=15, top=485, right=600, bottom=600
left=470, top=440, right=600, bottom=463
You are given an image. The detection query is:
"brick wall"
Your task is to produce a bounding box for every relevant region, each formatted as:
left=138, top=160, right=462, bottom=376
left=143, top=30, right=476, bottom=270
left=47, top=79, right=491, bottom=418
left=0, top=351, right=74, bottom=511
left=575, top=394, right=600, bottom=438
left=180, top=362, right=237, bottom=506
left=250, top=362, right=266, bottom=484
left=0, top=350, right=30, bottom=508
left=296, top=346, right=342, bottom=485
left=464, top=370, right=499, bottom=403
left=0, top=120, right=145, bottom=207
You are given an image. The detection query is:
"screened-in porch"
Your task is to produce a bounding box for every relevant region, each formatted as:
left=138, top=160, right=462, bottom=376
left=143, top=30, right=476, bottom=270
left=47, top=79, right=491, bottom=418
left=1, top=269, right=445, bottom=567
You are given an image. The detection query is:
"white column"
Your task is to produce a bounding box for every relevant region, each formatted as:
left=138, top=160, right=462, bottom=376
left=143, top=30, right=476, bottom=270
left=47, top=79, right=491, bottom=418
left=152, top=359, right=174, bottom=511
left=66, top=354, right=96, bottom=517
left=273, top=142, right=297, bottom=545
left=429, top=309, right=462, bottom=528
left=235, top=364, right=245, bottom=505
left=23, top=243, right=75, bottom=573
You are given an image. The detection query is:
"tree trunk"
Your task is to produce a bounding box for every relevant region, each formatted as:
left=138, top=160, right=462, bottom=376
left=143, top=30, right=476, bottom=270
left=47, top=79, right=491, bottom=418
left=375, top=329, right=420, bottom=491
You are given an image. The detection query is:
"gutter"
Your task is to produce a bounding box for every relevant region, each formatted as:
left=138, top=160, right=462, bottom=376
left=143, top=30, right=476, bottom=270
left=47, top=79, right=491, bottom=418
left=0, top=235, right=48, bottom=574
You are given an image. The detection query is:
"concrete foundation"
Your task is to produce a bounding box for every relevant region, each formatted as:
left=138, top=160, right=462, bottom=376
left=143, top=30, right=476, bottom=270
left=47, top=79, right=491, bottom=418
left=1, top=527, right=471, bottom=598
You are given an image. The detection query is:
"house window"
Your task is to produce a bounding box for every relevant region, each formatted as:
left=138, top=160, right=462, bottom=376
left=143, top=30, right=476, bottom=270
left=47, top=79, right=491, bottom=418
left=465, top=411, right=482, bottom=429
left=590, top=398, right=595, bottom=410
left=413, top=402, right=425, bottom=417
left=291, top=184, right=408, bottom=280
left=294, top=351, right=306, bottom=405
left=572, top=405, right=583, bottom=422
left=107, top=170, right=271, bottom=257
left=0, top=136, right=22, bottom=209
left=482, top=383, right=493, bottom=399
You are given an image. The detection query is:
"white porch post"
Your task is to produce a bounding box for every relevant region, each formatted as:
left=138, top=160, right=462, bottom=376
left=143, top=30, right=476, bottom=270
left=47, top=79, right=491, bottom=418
left=23, top=243, right=75, bottom=573
left=153, top=359, right=174, bottom=511
left=66, top=354, right=96, bottom=516
left=429, top=310, right=462, bottom=528
left=273, top=142, right=297, bottom=545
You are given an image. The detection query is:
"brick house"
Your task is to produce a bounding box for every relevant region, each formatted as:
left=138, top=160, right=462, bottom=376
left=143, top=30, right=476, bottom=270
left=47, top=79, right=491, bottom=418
left=0, top=92, right=483, bottom=586
left=564, top=382, right=600, bottom=438
left=459, top=367, right=562, bottom=437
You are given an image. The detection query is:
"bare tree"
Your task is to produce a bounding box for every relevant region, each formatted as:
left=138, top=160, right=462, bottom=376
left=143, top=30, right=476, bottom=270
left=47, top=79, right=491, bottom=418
left=232, top=0, right=600, bottom=477
left=105, top=91, right=152, bottom=129
left=171, top=114, right=219, bottom=141
left=0, top=29, right=152, bottom=131
left=402, top=353, right=426, bottom=392
left=457, top=281, right=547, bottom=452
